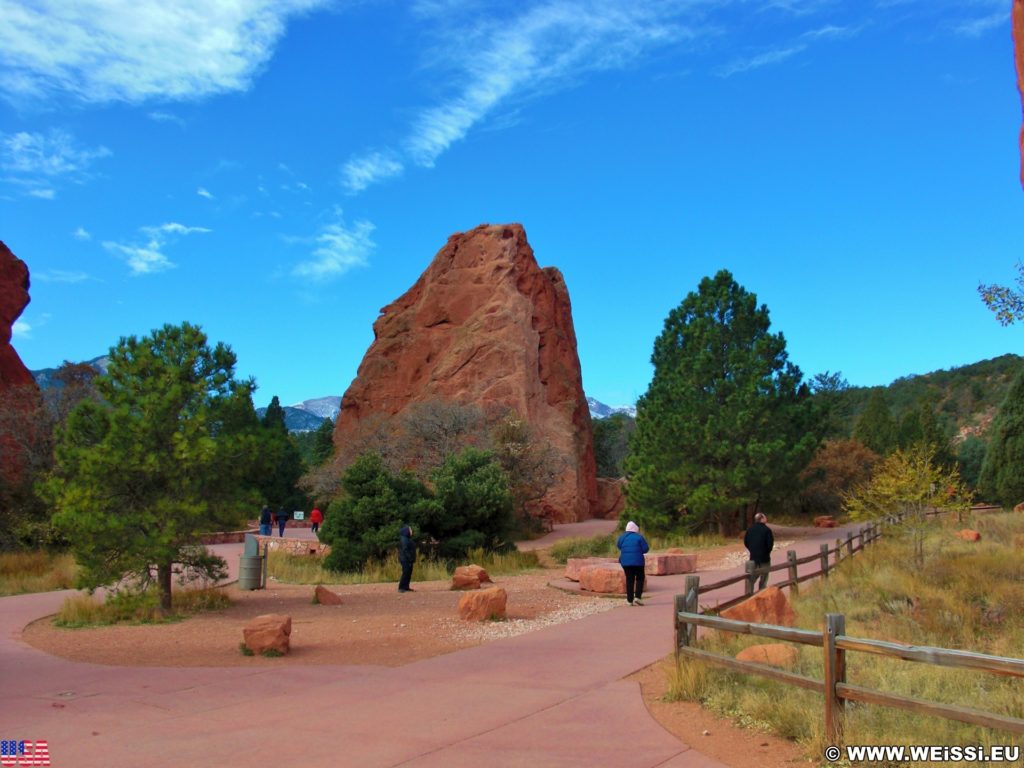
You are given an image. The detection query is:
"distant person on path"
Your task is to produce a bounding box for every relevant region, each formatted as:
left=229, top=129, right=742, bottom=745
left=617, top=520, right=650, bottom=606
left=744, top=512, right=774, bottom=592
left=259, top=505, right=272, bottom=536
left=310, top=507, right=323, bottom=535
left=275, top=507, right=288, bottom=537
left=398, top=525, right=416, bottom=593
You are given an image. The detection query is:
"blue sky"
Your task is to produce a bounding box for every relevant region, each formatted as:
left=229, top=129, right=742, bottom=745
left=1, top=0, right=1020, bottom=409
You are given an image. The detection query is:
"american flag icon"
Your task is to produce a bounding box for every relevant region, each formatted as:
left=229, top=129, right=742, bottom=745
left=0, top=740, right=50, bottom=767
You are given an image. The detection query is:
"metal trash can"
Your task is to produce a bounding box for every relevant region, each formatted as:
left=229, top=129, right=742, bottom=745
left=239, top=554, right=265, bottom=590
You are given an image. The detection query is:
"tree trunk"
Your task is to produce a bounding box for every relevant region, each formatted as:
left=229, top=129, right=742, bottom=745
left=157, top=562, right=173, bottom=614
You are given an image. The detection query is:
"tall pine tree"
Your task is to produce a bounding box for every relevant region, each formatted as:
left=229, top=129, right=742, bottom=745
left=978, top=365, right=1024, bottom=507
left=625, top=270, right=817, bottom=535
left=853, top=390, right=895, bottom=455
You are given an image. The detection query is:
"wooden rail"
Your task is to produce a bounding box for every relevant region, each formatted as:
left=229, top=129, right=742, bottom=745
left=673, top=519, right=1024, bottom=741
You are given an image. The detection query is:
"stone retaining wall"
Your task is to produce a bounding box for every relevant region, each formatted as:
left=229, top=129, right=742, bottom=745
left=254, top=535, right=331, bottom=557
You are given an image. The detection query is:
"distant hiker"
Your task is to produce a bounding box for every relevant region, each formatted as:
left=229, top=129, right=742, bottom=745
left=275, top=507, right=288, bottom=537
left=617, top=520, right=650, bottom=606
left=310, top=507, right=323, bottom=535
left=744, top=512, right=774, bottom=592
left=259, top=505, right=272, bottom=536
left=398, top=525, right=416, bottom=593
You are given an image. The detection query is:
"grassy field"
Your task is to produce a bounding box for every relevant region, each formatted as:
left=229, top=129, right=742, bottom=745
left=0, top=551, right=77, bottom=596
left=267, top=547, right=542, bottom=585
left=667, top=512, right=1024, bottom=765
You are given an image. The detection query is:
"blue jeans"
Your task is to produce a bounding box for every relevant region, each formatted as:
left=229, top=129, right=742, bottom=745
left=259, top=523, right=271, bottom=536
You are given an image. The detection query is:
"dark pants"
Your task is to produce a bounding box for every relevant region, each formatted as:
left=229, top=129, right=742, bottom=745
left=623, top=565, right=645, bottom=603
left=398, top=560, right=413, bottom=591
left=277, top=520, right=286, bottom=537
left=747, top=560, right=770, bottom=592
left=311, top=523, right=319, bottom=534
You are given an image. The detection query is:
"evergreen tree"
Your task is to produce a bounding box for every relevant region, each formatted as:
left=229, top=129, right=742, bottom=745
left=255, top=395, right=307, bottom=510
left=46, top=323, right=261, bottom=611
left=593, top=413, right=635, bottom=477
left=978, top=365, right=1024, bottom=507
left=261, top=395, right=287, bottom=433
left=852, top=390, right=895, bottom=455
left=625, top=270, right=817, bottom=535
left=311, top=417, right=335, bottom=465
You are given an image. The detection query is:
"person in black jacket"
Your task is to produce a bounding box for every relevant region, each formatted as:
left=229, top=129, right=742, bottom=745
left=398, top=525, right=416, bottom=593
left=743, top=512, right=774, bottom=592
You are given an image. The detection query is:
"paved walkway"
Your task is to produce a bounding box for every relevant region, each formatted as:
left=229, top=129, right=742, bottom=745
left=1, top=523, right=861, bottom=768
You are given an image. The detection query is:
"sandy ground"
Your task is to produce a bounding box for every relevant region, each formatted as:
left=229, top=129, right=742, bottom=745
left=21, top=539, right=816, bottom=766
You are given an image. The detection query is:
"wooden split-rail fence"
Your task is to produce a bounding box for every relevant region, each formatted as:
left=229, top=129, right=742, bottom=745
left=673, top=522, right=1024, bottom=741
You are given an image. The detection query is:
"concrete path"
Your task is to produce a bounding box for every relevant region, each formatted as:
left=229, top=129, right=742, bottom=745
left=1, top=523, right=859, bottom=768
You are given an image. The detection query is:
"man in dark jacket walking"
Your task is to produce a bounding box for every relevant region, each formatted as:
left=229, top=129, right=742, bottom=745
left=743, top=512, right=774, bottom=592
left=398, top=525, right=416, bottom=593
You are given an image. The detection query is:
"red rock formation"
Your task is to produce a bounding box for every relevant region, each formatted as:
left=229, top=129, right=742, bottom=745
left=334, top=223, right=599, bottom=521
left=0, top=241, right=34, bottom=389
left=457, top=586, right=507, bottom=621
left=721, top=586, right=797, bottom=627
left=1015, top=0, right=1024, bottom=187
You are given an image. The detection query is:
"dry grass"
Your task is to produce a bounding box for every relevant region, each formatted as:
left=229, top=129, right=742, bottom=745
left=268, top=548, right=541, bottom=585
left=667, top=512, right=1024, bottom=762
left=0, top=550, right=77, bottom=596
left=55, top=586, right=231, bottom=627
left=549, top=531, right=728, bottom=564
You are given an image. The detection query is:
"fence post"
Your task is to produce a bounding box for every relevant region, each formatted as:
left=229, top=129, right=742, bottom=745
left=743, top=560, right=755, bottom=596
left=787, top=550, right=799, bottom=594
left=824, top=613, right=847, bottom=745
left=820, top=543, right=830, bottom=578
left=684, top=575, right=699, bottom=647
left=674, top=593, right=685, bottom=660
left=845, top=531, right=854, bottom=557
left=835, top=538, right=842, bottom=566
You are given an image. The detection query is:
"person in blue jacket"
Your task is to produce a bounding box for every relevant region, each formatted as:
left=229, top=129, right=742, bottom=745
left=617, top=520, right=650, bottom=606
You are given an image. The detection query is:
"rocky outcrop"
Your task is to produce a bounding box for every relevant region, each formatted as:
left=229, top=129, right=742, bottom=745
left=0, top=241, right=34, bottom=390
left=595, top=478, right=626, bottom=519
left=314, top=585, right=343, bottom=605
left=458, top=586, right=507, bottom=621
left=242, top=614, right=292, bottom=655
left=721, top=586, right=796, bottom=627
left=451, top=564, right=492, bottom=590
left=1015, top=0, right=1024, bottom=187
left=333, top=224, right=598, bottom=522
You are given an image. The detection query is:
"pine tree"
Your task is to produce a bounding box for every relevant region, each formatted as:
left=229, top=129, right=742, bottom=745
left=978, top=365, right=1024, bottom=507
left=853, top=390, right=895, bottom=455
left=46, top=323, right=261, bottom=611
left=625, top=270, right=817, bottom=535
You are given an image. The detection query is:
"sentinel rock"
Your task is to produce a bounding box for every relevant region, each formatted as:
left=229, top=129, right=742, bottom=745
left=334, top=224, right=599, bottom=521
left=0, top=241, right=34, bottom=389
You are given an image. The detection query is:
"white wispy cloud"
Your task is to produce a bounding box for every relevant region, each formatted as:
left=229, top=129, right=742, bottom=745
left=0, top=0, right=330, bottom=105
left=104, top=222, right=211, bottom=276
left=27, top=188, right=56, bottom=199
left=197, top=186, right=214, bottom=199
left=1, top=129, right=110, bottom=178
left=340, top=0, right=699, bottom=192
left=148, top=111, right=186, bottom=126
left=72, top=227, right=91, bottom=240
left=35, top=269, right=91, bottom=283
left=954, top=10, right=1003, bottom=38
left=341, top=150, right=405, bottom=192
left=12, top=320, right=31, bottom=338
left=718, top=44, right=807, bottom=77
left=293, top=213, right=375, bottom=280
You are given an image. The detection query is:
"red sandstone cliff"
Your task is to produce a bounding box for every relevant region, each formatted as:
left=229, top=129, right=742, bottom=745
left=1015, top=0, right=1024, bottom=188
left=0, top=241, right=34, bottom=389
left=333, top=223, right=599, bottom=522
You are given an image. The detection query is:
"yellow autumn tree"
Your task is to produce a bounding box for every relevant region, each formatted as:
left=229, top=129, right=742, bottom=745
left=843, top=446, right=972, bottom=566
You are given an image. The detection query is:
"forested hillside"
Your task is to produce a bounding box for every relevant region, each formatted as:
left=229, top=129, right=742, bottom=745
left=834, top=354, right=1022, bottom=441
